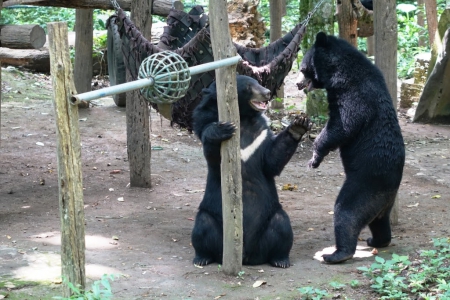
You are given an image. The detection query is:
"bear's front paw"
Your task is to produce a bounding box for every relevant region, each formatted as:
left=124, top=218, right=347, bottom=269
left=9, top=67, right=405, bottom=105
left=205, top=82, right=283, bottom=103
left=308, top=151, right=323, bottom=168
left=207, top=121, right=236, bottom=141
left=288, top=115, right=312, bottom=140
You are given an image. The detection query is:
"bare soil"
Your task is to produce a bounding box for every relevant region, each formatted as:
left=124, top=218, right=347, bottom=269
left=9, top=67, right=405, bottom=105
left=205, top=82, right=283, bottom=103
left=1, top=68, right=450, bottom=300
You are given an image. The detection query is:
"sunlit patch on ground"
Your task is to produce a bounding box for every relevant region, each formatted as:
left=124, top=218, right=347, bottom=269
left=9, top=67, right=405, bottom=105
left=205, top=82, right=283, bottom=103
left=29, top=232, right=119, bottom=250
left=313, top=245, right=375, bottom=262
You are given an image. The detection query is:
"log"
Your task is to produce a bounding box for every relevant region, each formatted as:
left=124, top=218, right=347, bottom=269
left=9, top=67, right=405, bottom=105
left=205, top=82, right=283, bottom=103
left=0, top=47, right=50, bottom=72
left=0, top=24, right=46, bottom=49
left=0, top=47, right=106, bottom=74
left=2, top=0, right=181, bottom=17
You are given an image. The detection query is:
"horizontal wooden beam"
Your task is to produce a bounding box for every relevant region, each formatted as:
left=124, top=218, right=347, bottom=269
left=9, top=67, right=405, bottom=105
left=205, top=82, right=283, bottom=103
left=3, top=0, right=182, bottom=16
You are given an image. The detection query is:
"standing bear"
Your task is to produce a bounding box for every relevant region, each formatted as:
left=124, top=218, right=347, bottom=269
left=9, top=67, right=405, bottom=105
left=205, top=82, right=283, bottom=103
left=296, top=32, right=405, bottom=264
left=192, top=75, right=311, bottom=268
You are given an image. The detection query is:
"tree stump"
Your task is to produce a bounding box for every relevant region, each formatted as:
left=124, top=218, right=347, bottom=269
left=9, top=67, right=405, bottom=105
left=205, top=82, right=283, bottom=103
left=227, top=0, right=266, bottom=48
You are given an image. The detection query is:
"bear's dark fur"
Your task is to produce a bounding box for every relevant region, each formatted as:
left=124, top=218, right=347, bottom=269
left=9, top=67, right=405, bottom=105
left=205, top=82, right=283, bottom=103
left=296, top=32, right=405, bottom=263
left=191, top=75, right=311, bottom=268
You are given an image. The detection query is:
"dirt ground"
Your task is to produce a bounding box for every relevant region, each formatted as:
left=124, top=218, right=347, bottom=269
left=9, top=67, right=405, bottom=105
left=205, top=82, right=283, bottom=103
left=1, top=67, right=450, bottom=300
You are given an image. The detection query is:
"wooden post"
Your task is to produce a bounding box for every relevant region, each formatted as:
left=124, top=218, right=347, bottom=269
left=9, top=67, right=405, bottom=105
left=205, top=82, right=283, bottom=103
left=126, top=0, right=152, bottom=188
left=209, top=0, right=243, bottom=275
left=270, top=0, right=285, bottom=109
left=47, top=22, right=86, bottom=296
left=74, top=9, right=93, bottom=95
left=374, top=0, right=399, bottom=225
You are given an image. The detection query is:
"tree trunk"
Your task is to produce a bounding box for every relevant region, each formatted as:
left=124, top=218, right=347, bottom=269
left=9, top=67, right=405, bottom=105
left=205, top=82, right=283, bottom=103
left=417, top=0, right=427, bottom=48
left=126, top=0, right=152, bottom=188
left=2, top=0, right=179, bottom=16
left=48, top=22, right=86, bottom=297
left=270, top=0, right=285, bottom=109
left=209, top=0, right=243, bottom=276
left=0, top=24, right=46, bottom=49
left=374, top=0, right=399, bottom=225
left=336, top=0, right=358, bottom=46
left=424, top=0, right=438, bottom=46
left=0, top=0, right=2, bottom=146
left=74, top=9, right=93, bottom=95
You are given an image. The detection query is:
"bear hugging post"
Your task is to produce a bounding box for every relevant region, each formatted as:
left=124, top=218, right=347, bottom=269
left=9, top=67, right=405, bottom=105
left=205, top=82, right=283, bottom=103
left=191, top=75, right=311, bottom=268
left=296, top=32, right=405, bottom=264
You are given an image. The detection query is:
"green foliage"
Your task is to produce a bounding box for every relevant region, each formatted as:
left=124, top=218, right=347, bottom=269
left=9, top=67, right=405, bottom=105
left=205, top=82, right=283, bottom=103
left=329, top=281, right=346, bottom=291
left=53, top=274, right=117, bottom=300
left=358, top=238, right=450, bottom=299
left=0, top=7, right=112, bottom=32
left=297, top=286, right=330, bottom=300
left=236, top=270, right=245, bottom=279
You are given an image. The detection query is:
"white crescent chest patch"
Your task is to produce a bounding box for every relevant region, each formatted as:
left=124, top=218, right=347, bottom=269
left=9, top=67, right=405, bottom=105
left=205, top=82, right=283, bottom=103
left=240, top=129, right=268, bottom=162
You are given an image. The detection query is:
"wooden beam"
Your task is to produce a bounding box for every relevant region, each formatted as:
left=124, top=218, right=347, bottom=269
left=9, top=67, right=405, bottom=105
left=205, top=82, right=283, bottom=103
left=47, top=21, right=86, bottom=296
left=3, top=0, right=180, bottom=17
left=209, top=0, right=243, bottom=276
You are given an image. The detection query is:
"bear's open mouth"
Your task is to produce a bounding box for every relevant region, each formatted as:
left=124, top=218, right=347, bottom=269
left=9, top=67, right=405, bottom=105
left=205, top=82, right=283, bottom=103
left=250, top=100, right=269, bottom=111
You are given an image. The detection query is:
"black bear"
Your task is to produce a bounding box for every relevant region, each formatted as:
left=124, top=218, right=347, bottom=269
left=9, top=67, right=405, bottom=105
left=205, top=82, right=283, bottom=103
left=191, top=75, right=311, bottom=268
left=296, top=32, right=405, bottom=264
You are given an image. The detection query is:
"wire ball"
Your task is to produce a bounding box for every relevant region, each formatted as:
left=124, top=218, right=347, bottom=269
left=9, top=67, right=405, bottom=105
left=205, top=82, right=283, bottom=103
left=138, top=51, right=191, bottom=104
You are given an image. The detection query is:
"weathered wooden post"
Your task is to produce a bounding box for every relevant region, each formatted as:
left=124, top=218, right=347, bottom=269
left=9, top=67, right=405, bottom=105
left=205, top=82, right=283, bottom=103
left=48, top=22, right=86, bottom=296
left=74, top=9, right=93, bottom=95
left=209, top=0, right=243, bottom=275
left=270, top=0, right=285, bottom=109
left=126, top=0, right=152, bottom=188
left=374, top=0, right=399, bottom=225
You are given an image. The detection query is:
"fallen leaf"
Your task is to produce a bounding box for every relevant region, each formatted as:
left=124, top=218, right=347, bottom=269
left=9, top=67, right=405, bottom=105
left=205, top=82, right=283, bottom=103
left=257, top=269, right=264, bottom=273
left=253, top=280, right=267, bottom=288
left=117, top=197, right=124, bottom=202
left=214, top=294, right=226, bottom=299
left=407, top=203, right=419, bottom=208
left=6, top=235, right=11, bottom=239
left=371, top=248, right=378, bottom=255
left=112, top=236, right=119, bottom=240
left=307, top=228, right=314, bottom=231
left=328, top=211, right=334, bottom=215
left=110, top=170, right=121, bottom=174
left=432, top=195, right=441, bottom=199
left=36, top=142, right=45, bottom=146
left=282, top=183, right=298, bottom=191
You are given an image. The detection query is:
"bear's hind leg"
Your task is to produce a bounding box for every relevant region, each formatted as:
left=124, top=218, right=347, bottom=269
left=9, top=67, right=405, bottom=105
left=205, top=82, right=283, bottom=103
left=367, top=209, right=393, bottom=248
left=191, top=210, right=223, bottom=266
left=322, top=182, right=371, bottom=264
left=264, top=210, right=293, bottom=268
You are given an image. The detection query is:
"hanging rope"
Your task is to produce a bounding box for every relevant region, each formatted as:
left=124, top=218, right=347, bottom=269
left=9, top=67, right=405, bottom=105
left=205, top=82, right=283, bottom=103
left=110, top=0, right=121, bottom=11
left=302, top=0, right=327, bottom=26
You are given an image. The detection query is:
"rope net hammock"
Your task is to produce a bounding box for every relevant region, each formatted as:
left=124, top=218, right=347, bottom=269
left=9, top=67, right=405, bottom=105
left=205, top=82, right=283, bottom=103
left=108, top=5, right=306, bottom=131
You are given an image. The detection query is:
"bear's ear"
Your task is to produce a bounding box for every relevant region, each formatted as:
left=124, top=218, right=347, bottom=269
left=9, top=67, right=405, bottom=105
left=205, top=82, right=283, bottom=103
left=315, top=32, right=328, bottom=47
